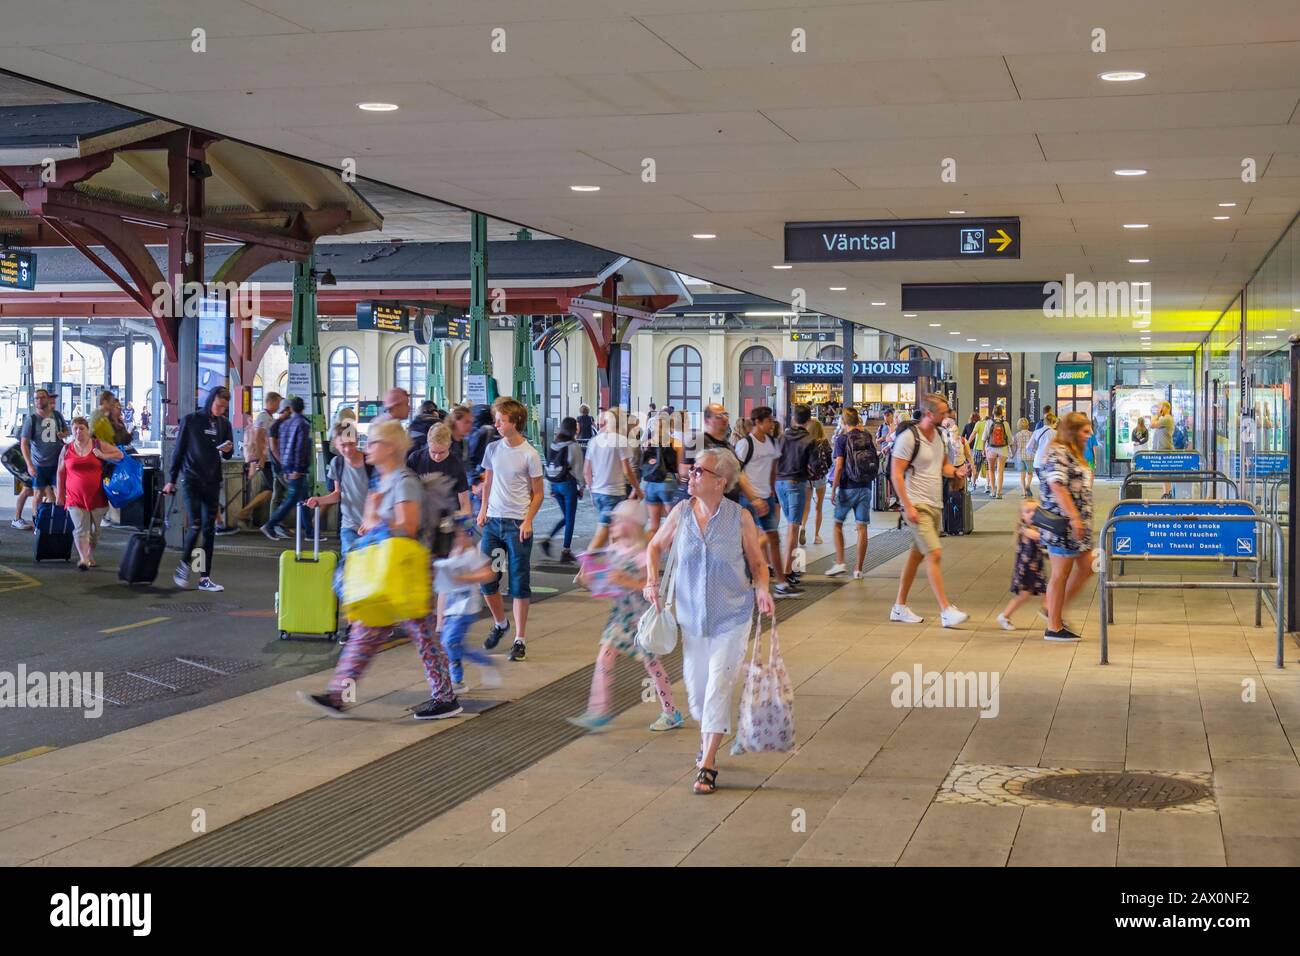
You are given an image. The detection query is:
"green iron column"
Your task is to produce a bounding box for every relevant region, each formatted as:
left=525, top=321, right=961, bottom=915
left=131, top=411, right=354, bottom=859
left=467, top=212, right=492, bottom=406
left=514, top=315, right=540, bottom=445
left=289, top=256, right=327, bottom=494
left=428, top=334, right=447, bottom=409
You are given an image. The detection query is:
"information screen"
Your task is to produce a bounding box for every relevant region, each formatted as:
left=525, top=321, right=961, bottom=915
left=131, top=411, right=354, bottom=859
left=196, top=294, right=228, bottom=409
left=0, top=249, right=37, bottom=290
left=356, top=301, right=409, bottom=333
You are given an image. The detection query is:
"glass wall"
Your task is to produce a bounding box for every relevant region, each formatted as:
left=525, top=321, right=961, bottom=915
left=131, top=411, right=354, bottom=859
left=1093, top=353, right=1196, bottom=477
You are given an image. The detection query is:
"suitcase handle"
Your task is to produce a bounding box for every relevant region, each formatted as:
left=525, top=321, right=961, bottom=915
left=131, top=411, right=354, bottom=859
left=295, top=501, right=320, bottom=562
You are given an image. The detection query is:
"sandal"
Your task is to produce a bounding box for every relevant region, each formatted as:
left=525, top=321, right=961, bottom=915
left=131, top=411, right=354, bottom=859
left=693, top=766, right=718, bottom=795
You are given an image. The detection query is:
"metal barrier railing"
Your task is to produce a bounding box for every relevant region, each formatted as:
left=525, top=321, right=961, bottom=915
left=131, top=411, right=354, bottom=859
left=1260, top=473, right=1289, bottom=582
left=1120, top=469, right=1238, bottom=501
left=1098, top=500, right=1284, bottom=669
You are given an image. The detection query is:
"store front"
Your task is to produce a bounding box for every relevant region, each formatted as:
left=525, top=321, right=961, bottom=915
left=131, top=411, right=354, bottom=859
left=1093, top=353, right=1197, bottom=477
left=1054, top=352, right=1093, bottom=420
left=775, top=358, right=937, bottom=422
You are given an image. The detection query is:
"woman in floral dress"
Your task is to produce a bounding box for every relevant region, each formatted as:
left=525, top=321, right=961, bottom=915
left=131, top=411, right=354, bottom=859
left=1038, top=412, right=1095, bottom=643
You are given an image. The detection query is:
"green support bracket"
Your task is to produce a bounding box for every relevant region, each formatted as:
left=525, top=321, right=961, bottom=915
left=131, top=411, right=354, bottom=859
left=288, top=255, right=327, bottom=494
left=514, top=315, right=540, bottom=445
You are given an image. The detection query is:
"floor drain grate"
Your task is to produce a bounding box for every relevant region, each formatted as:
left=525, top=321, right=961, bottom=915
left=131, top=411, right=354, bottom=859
left=95, top=655, right=263, bottom=706
left=147, top=603, right=223, bottom=613
left=1023, top=771, right=1212, bottom=810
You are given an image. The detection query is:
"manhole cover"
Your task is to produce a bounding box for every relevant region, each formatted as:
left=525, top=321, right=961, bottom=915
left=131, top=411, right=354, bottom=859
left=1023, top=771, right=1211, bottom=809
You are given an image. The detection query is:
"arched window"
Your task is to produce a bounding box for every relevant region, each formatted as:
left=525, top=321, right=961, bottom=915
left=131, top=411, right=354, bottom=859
left=548, top=347, right=563, bottom=426
left=252, top=373, right=264, bottom=410
left=394, top=345, right=426, bottom=401
left=899, top=344, right=930, bottom=360
left=667, top=344, right=702, bottom=415
left=818, top=344, right=844, bottom=360
left=327, top=347, right=360, bottom=421
left=738, top=345, right=774, bottom=418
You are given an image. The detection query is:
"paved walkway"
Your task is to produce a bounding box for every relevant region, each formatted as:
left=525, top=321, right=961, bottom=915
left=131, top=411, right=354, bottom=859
left=3, top=482, right=1298, bottom=866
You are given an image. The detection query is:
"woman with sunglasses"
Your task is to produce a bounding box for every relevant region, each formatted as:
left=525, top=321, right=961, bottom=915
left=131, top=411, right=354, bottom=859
left=644, top=447, right=776, bottom=795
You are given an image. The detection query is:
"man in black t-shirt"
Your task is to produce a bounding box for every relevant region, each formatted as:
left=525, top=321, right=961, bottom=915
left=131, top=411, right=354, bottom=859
left=699, top=403, right=766, bottom=509
left=407, top=421, right=471, bottom=515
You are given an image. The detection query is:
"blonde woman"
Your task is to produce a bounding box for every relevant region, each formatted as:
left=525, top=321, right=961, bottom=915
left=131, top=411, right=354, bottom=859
left=1039, top=412, right=1095, bottom=643
left=56, top=416, right=123, bottom=570
left=640, top=411, right=683, bottom=536
left=1150, top=400, right=1175, bottom=498
left=1012, top=417, right=1034, bottom=497
left=801, top=417, right=830, bottom=545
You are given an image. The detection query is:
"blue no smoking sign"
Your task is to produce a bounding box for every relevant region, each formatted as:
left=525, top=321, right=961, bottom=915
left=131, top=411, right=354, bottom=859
left=1111, top=501, right=1256, bottom=558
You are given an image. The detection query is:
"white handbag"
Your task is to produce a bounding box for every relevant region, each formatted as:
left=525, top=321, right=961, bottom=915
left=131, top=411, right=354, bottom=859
left=635, top=507, right=686, bottom=656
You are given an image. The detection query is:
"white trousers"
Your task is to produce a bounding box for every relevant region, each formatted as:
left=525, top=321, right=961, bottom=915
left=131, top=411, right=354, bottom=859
left=681, top=623, right=750, bottom=736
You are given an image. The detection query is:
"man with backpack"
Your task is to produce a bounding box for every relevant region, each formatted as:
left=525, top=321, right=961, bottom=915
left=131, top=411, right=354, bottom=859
left=984, top=405, right=1012, bottom=499
left=828, top=406, right=879, bottom=577
left=734, top=406, right=799, bottom=598
left=775, top=404, right=817, bottom=585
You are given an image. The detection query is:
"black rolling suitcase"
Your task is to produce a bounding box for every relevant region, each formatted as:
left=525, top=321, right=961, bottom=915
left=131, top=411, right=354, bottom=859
left=961, top=487, right=974, bottom=534
left=33, top=502, right=74, bottom=562
left=873, top=472, right=891, bottom=511
left=942, top=488, right=961, bottom=535
left=119, top=496, right=168, bottom=585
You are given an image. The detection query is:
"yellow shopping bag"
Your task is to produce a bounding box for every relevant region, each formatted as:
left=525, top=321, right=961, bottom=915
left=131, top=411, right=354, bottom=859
left=341, top=534, right=431, bottom=627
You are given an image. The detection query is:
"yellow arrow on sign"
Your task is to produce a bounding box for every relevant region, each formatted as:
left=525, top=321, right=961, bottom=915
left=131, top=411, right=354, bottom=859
left=992, top=228, right=1013, bottom=252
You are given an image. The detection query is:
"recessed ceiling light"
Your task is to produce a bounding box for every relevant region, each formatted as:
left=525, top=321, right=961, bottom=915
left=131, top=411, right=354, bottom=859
left=1265, top=335, right=1278, bottom=339
left=1114, top=169, right=1147, bottom=176
left=1218, top=202, right=1237, bottom=208
left=357, top=102, right=399, bottom=111
left=772, top=264, right=792, bottom=269
left=871, top=301, right=886, bottom=306
left=570, top=185, right=601, bottom=192
left=949, top=331, right=960, bottom=335
left=1213, top=215, right=1231, bottom=221
left=948, top=210, right=966, bottom=215
left=592, top=311, right=603, bottom=317
left=929, top=322, right=942, bottom=327
left=1123, top=223, right=1149, bottom=229
left=903, top=313, right=918, bottom=317
left=692, top=233, right=716, bottom=239
left=966, top=338, right=977, bottom=342
left=981, top=344, right=990, bottom=347
left=1128, top=258, right=1150, bottom=264
left=1099, top=71, right=1146, bottom=82
left=829, top=286, right=847, bottom=291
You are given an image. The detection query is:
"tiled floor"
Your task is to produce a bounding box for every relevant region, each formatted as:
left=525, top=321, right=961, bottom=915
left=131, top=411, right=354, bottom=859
left=3, top=481, right=1298, bottom=867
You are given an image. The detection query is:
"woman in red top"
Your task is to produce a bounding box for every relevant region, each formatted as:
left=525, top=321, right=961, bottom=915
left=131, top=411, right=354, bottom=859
left=56, top=416, right=122, bottom=571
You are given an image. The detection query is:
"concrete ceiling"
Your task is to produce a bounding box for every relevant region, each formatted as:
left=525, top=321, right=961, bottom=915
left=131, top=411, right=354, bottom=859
left=2, top=0, right=1300, bottom=352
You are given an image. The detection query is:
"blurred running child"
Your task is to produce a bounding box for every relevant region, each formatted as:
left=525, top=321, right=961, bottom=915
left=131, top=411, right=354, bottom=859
left=566, top=498, right=683, bottom=732
left=434, top=518, right=502, bottom=692
left=997, top=497, right=1049, bottom=630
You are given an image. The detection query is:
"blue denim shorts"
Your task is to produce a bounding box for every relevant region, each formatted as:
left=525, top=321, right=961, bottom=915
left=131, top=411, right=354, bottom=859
left=32, top=463, right=58, bottom=489
left=641, top=479, right=677, bottom=505
left=775, top=479, right=809, bottom=526
left=740, top=493, right=780, bottom=533
left=591, top=492, right=626, bottom=525
left=479, top=516, right=533, bottom=599
left=833, top=486, right=872, bottom=525
left=1047, top=544, right=1086, bottom=558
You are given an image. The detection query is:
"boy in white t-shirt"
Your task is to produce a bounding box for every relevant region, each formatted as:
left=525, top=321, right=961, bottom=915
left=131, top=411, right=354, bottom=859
left=476, top=396, right=545, bottom=662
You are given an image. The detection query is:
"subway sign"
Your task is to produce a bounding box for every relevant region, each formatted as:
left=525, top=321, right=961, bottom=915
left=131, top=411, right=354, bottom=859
left=1055, top=362, right=1092, bottom=386
left=784, top=217, right=1019, bottom=263
left=777, top=360, right=931, bottom=382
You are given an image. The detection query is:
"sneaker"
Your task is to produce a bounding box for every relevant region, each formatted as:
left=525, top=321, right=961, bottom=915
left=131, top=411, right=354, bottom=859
left=297, top=690, right=348, bottom=718
left=786, top=571, right=802, bottom=585
left=566, top=711, right=613, bottom=732
left=413, top=697, right=464, bottom=720
left=996, top=613, right=1016, bottom=631
left=1044, top=628, right=1082, bottom=643
left=649, top=709, right=685, bottom=732
left=9, top=518, right=30, bottom=530
left=260, top=524, right=278, bottom=541
left=507, top=639, right=527, bottom=661
left=197, top=578, right=224, bottom=593
left=826, top=562, right=848, bottom=576
left=852, top=570, right=864, bottom=580
left=484, top=619, right=510, bottom=650
left=539, top=537, right=553, bottom=558
left=774, top=583, right=803, bottom=599
left=560, top=548, right=576, bottom=564
left=940, top=605, right=969, bottom=628
left=799, top=528, right=807, bottom=545
left=890, top=604, right=924, bottom=624
left=477, top=663, right=503, bottom=688
left=172, top=564, right=190, bottom=589
left=275, top=527, right=293, bottom=540
left=215, top=525, right=239, bottom=536
left=452, top=680, right=469, bottom=694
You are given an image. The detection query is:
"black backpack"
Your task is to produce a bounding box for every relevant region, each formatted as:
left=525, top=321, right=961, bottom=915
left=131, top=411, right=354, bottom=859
left=842, top=430, right=880, bottom=483
left=640, top=442, right=673, bottom=483
left=543, top=442, right=572, bottom=482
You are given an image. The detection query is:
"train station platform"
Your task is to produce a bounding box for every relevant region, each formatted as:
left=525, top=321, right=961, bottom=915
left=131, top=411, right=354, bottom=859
left=3, top=484, right=1296, bottom=868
